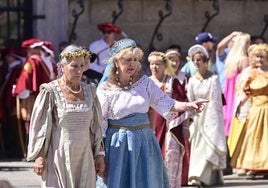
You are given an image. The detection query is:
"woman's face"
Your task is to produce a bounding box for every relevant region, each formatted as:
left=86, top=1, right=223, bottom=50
left=116, top=52, right=139, bottom=77
left=62, top=57, right=85, bottom=82
left=167, top=54, right=180, bottom=73
left=149, top=59, right=166, bottom=77
left=192, top=53, right=207, bottom=71
left=252, top=50, right=268, bottom=69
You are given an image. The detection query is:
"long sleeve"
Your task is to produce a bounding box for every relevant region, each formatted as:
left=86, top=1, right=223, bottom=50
left=87, top=84, right=104, bottom=158
left=27, top=84, right=54, bottom=161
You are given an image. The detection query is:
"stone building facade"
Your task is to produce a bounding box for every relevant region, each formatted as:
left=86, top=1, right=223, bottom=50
left=34, top=0, right=268, bottom=58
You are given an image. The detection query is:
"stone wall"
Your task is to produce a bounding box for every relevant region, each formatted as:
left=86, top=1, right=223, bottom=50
left=35, top=0, right=268, bottom=58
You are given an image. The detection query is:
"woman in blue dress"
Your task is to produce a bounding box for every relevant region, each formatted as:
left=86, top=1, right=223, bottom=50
left=96, top=39, right=208, bottom=188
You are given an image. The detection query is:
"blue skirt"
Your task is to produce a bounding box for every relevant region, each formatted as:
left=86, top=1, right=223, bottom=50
left=105, top=124, right=170, bottom=188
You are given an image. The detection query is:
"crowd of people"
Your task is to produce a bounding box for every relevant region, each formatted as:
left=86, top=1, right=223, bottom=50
left=0, top=21, right=268, bottom=188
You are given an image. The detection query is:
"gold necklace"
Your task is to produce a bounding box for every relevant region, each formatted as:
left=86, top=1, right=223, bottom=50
left=63, top=78, right=82, bottom=94
left=115, top=76, right=133, bottom=90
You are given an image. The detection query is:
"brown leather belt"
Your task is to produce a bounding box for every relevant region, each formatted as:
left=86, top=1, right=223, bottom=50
left=108, top=123, right=150, bottom=130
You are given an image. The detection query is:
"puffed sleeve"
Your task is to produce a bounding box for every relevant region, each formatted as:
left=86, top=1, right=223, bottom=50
left=243, top=69, right=259, bottom=95
left=87, top=84, right=104, bottom=158
left=27, top=83, right=54, bottom=161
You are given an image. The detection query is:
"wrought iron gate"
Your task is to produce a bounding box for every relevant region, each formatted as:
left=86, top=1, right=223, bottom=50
left=0, top=0, right=33, bottom=48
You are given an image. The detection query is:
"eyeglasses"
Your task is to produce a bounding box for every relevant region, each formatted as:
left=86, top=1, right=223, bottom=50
left=102, top=30, right=113, bottom=34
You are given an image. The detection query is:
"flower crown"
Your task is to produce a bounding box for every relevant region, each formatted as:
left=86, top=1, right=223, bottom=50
left=59, top=49, right=92, bottom=60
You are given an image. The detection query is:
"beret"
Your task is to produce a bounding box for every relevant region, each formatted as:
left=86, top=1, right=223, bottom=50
left=21, top=38, right=44, bottom=49
left=97, top=23, right=121, bottom=34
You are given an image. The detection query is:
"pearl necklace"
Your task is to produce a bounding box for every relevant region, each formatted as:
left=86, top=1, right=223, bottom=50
left=115, top=76, right=133, bottom=90
left=63, top=78, right=82, bottom=94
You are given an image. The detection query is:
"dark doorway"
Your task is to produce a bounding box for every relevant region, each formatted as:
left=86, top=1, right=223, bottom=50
left=0, top=0, right=33, bottom=48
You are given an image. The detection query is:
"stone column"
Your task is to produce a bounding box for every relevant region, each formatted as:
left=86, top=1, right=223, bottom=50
left=33, top=0, right=69, bottom=57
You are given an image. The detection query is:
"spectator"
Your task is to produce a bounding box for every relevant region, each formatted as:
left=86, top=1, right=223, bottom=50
left=181, top=32, right=218, bottom=77
left=86, top=22, right=121, bottom=84
left=250, top=35, right=266, bottom=44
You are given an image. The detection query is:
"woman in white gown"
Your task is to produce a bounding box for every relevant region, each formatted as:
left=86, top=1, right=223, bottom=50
left=187, top=44, right=227, bottom=186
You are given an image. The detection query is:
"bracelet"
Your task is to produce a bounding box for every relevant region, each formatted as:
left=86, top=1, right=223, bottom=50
left=98, top=150, right=105, bottom=156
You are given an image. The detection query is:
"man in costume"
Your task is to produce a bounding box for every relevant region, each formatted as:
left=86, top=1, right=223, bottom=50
left=85, top=22, right=121, bottom=84
left=0, top=47, right=24, bottom=158
left=13, top=38, right=57, bottom=157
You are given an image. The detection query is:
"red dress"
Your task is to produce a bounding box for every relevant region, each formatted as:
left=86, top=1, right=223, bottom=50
left=153, top=76, right=190, bottom=186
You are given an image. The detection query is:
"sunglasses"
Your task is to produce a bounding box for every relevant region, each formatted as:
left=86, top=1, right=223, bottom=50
left=102, top=30, right=113, bottom=34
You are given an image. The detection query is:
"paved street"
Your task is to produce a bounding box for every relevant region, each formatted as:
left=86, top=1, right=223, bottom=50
left=1, top=160, right=268, bottom=188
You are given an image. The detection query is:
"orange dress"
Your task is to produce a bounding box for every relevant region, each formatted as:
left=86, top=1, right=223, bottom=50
left=230, top=71, right=268, bottom=170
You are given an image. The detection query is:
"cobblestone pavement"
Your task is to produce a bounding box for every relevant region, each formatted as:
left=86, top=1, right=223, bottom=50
left=1, top=160, right=268, bottom=188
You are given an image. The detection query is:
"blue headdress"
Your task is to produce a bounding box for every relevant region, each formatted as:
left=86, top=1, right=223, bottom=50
left=99, top=39, right=137, bottom=84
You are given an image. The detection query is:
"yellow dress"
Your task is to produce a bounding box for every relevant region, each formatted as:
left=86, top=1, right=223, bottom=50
left=230, top=71, right=268, bottom=170
left=228, top=67, right=252, bottom=157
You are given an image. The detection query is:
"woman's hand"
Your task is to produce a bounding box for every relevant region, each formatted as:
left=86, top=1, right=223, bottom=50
left=186, top=99, right=209, bottom=112
left=95, top=155, right=105, bottom=177
left=33, top=156, right=46, bottom=176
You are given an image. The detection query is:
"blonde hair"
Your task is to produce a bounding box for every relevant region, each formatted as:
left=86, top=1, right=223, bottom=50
left=248, top=44, right=258, bottom=57
left=249, top=43, right=268, bottom=56
left=108, top=46, right=144, bottom=79
left=148, top=51, right=175, bottom=76
left=249, top=43, right=268, bottom=67
left=225, top=32, right=250, bottom=77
